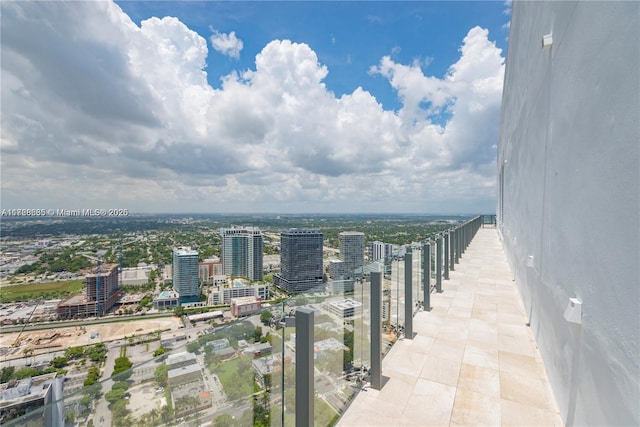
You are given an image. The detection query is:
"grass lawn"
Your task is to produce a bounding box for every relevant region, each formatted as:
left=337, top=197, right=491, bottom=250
left=213, top=356, right=254, bottom=400
left=0, top=279, right=84, bottom=303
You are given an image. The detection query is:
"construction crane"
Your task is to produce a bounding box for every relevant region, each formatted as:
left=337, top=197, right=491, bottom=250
left=12, top=299, right=42, bottom=347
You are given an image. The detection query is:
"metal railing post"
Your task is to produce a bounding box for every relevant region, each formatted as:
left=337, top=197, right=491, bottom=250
left=423, top=242, right=431, bottom=311
left=454, top=226, right=462, bottom=264
left=295, top=307, right=314, bottom=427
left=444, top=231, right=450, bottom=280
left=450, top=229, right=455, bottom=271
left=370, top=271, right=382, bottom=390
left=436, top=234, right=443, bottom=293
left=404, top=252, right=413, bottom=339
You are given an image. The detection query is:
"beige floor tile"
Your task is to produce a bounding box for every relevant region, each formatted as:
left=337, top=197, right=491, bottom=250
left=383, top=351, right=427, bottom=379
left=497, top=311, right=528, bottom=326
left=467, top=330, right=499, bottom=348
left=404, top=333, right=435, bottom=354
left=469, top=318, right=498, bottom=334
left=463, top=345, right=500, bottom=370
left=374, top=371, right=418, bottom=405
left=471, top=308, right=498, bottom=323
left=500, top=370, right=550, bottom=410
left=428, top=338, right=466, bottom=363
left=498, top=350, right=544, bottom=380
left=337, top=229, right=561, bottom=427
left=437, top=319, right=470, bottom=343
left=451, top=387, right=501, bottom=426
left=419, top=354, right=462, bottom=387
left=475, top=294, right=498, bottom=305
left=501, top=398, right=563, bottom=426
left=498, top=333, right=535, bottom=357
left=458, top=363, right=501, bottom=397
left=400, top=378, right=457, bottom=426
left=336, top=393, right=405, bottom=426
left=447, top=306, right=473, bottom=319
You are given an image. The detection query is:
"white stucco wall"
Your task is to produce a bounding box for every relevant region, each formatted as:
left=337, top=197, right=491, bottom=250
left=497, top=2, right=639, bottom=425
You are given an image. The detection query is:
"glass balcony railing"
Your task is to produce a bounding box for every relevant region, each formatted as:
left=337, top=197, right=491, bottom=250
left=2, top=216, right=485, bottom=427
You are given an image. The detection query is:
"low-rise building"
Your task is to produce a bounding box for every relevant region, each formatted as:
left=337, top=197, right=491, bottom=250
left=187, top=311, right=224, bottom=323
left=167, top=364, right=201, bottom=387
left=230, top=296, right=262, bottom=317
left=160, top=330, right=187, bottom=348
left=314, top=337, right=348, bottom=356
left=326, top=298, right=362, bottom=318
left=154, top=290, right=180, bottom=310
left=207, top=338, right=230, bottom=351
left=252, top=353, right=290, bottom=388
left=166, top=351, right=197, bottom=369
left=121, top=266, right=151, bottom=286
left=242, top=342, right=272, bottom=357
left=209, top=283, right=270, bottom=305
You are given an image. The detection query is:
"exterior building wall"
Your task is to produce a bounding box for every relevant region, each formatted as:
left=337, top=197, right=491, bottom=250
left=221, top=227, right=263, bottom=281
left=339, top=232, right=365, bottom=278
left=367, top=241, right=393, bottom=262
left=498, top=2, right=639, bottom=425
left=172, top=247, right=200, bottom=303
left=276, top=229, right=324, bottom=293
left=57, top=264, right=120, bottom=317
left=230, top=297, right=262, bottom=317
left=0, top=373, right=63, bottom=426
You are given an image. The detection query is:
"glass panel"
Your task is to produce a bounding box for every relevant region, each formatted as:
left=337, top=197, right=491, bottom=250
left=310, top=293, right=347, bottom=426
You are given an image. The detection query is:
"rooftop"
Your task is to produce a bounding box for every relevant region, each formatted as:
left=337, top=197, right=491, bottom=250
left=338, top=228, right=563, bottom=426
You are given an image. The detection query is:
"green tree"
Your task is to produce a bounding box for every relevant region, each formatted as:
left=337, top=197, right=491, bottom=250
left=87, top=343, right=107, bottom=362
left=50, top=356, right=68, bottom=369
left=105, top=388, right=126, bottom=404
left=153, top=347, right=166, bottom=357
left=260, top=310, right=273, bottom=325
left=0, top=366, right=15, bottom=383
left=110, top=399, right=129, bottom=420
left=112, top=356, right=133, bottom=379
left=64, top=346, right=85, bottom=360
left=186, top=341, right=200, bottom=353
left=112, top=381, right=129, bottom=392
left=154, top=364, right=168, bottom=388
left=213, top=414, right=234, bottom=427
left=80, top=395, right=92, bottom=407
left=84, top=366, right=101, bottom=386
left=253, top=326, right=263, bottom=342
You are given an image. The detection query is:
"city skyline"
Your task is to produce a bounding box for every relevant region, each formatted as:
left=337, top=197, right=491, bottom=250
left=1, top=1, right=510, bottom=214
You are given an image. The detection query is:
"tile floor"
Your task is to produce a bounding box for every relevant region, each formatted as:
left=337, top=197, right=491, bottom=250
left=337, top=228, right=563, bottom=427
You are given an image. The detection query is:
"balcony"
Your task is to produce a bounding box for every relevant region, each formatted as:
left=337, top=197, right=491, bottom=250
left=337, top=224, right=562, bottom=426
left=2, top=216, right=561, bottom=427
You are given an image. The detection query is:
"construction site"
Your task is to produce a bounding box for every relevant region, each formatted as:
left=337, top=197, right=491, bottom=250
left=0, top=317, right=182, bottom=361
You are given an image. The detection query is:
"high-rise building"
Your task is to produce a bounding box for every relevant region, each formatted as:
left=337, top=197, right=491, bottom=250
left=57, top=263, right=120, bottom=318
left=86, top=263, right=119, bottom=314
left=367, top=241, right=393, bottom=262
left=172, top=247, right=200, bottom=304
left=274, top=229, right=324, bottom=293
left=339, top=231, right=365, bottom=278
left=220, top=227, right=263, bottom=281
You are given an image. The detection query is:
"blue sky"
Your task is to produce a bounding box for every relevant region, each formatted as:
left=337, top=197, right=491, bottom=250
left=118, top=1, right=510, bottom=112
left=1, top=1, right=510, bottom=214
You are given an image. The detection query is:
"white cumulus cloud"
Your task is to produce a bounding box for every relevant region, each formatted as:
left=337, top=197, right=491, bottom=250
left=0, top=2, right=504, bottom=214
left=210, top=29, right=244, bottom=59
